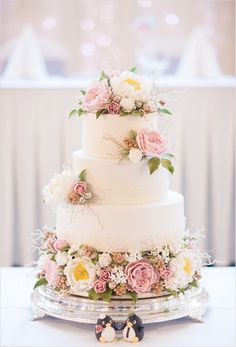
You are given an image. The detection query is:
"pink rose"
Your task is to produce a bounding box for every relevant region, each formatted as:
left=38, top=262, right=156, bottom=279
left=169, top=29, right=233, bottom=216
left=137, top=129, right=167, bottom=156
left=107, top=101, right=120, bottom=114
left=160, top=267, right=172, bottom=280
left=42, top=257, right=59, bottom=285
left=74, top=181, right=87, bottom=195
left=53, top=239, right=68, bottom=251
left=93, top=280, right=107, bottom=294
left=82, top=80, right=111, bottom=113
left=99, top=269, right=111, bottom=282
left=125, top=260, right=159, bottom=294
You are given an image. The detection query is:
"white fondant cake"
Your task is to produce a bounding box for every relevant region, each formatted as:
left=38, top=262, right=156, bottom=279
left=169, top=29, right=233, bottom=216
left=36, top=69, right=203, bottom=301
left=54, top=113, right=184, bottom=251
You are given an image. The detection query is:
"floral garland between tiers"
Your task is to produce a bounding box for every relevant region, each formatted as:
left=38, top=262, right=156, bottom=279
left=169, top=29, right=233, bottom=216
left=69, top=67, right=172, bottom=119
left=34, top=228, right=202, bottom=303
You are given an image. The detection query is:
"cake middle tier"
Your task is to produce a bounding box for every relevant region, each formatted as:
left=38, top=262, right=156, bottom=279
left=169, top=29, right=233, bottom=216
left=73, top=150, right=169, bottom=204
left=56, top=191, right=185, bottom=252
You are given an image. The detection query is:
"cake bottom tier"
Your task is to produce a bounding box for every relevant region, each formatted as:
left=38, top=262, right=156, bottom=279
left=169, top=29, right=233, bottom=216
left=56, top=191, right=185, bottom=252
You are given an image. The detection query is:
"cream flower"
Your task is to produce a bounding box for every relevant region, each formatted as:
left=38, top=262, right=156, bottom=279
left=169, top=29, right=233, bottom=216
left=128, top=148, right=143, bottom=163
left=120, top=97, right=135, bottom=112
left=110, top=266, right=126, bottom=284
left=98, top=253, right=112, bottom=267
left=43, top=169, right=77, bottom=206
left=110, top=71, right=151, bottom=102
left=125, top=249, right=142, bottom=263
left=166, top=249, right=201, bottom=290
left=64, top=257, right=96, bottom=294
left=55, top=251, right=68, bottom=266
left=168, top=241, right=183, bottom=255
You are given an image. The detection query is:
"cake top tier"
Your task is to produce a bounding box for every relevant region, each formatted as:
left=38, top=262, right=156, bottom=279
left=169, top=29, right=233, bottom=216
left=82, top=113, right=159, bottom=159
left=70, top=68, right=174, bottom=176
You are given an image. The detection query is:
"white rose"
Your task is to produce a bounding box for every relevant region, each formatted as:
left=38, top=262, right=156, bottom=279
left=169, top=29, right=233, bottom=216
left=55, top=251, right=68, bottom=266
left=128, top=148, right=143, bottom=163
left=43, top=169, right=77, bottom=206
left=98, top=253, right=112, bottom=267
left=120, top=97, right=135, bottom=112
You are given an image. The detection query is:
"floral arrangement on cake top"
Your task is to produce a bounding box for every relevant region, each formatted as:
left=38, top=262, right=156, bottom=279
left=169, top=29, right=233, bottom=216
left=43, top=168, right=92, bottom=207
left=69, top=67, right=172, bottom=119
left=33, top=227, right=202, bottom=303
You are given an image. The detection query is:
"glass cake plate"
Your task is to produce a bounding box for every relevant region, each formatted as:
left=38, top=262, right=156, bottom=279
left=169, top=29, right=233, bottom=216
left=31, top=285, right=209, bottom=324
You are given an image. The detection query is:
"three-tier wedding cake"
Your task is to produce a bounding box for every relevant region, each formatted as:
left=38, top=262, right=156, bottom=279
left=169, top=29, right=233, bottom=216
left=34, top=69, right=202, bottom=303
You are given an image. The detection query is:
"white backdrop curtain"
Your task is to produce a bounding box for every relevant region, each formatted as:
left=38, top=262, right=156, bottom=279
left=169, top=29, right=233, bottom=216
left=0, top=80, right=235, bottom=266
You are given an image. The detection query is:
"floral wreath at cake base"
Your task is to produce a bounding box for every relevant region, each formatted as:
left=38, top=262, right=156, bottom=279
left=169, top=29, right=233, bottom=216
left=34, top=228, right=204, bottom=303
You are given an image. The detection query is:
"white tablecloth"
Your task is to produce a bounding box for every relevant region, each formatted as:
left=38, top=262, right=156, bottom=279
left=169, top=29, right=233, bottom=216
left=1, top=266, right=235, bottom=347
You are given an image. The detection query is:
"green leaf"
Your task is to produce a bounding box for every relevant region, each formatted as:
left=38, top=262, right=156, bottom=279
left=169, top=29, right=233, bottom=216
left=100, top=70, right=109, bottom=80
left=129, top=130, right=137, bottom=140
left=33, top=277, right=48, bottom=290
left=166, top=288, right=177, bottom=297
left=100, top=288, right=113, bottom=303
left=88, top=288, right=100, bottom=300
left=79, top=169, right=86, bottom=181
left=80, top=89, right=86, bottom=95
left=69, top=109, right=78, bottom=118
left=121, top=148, right=130, bottom=156
left=189, top=279, right=198, bottom=288
left=131, top=110, right=144, bottom=117
left=96, top=109, right=107, bottom=119
left=148, top=157, right=160, bottom=175
left=91, top=254, right=99, bottom=265
left=128, top=291, right=138, bottom=303
left=69, top=108, right=85, bottom=118
left=165, top=153, right=175, bottom=158
left=161, top=158, right=174, bottom=175
left=78, top=108, right=85, bottom=117
left=179, top=287, right=185, bottom=295
left=129, top=67, right=137, bottom=73
left=157, top=108, right=172, bottom=115
left=119, top=109, right=129, bottom=116
left=61, top=246, right=70, bottom=252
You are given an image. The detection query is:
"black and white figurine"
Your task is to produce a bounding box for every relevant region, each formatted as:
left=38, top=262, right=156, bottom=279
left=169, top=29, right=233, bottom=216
left=95, top=314, right=117, bottom=343
left=122, top=314, right=145, bottom=343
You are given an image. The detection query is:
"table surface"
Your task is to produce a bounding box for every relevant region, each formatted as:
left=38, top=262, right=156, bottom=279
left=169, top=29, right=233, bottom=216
left=1, top=267, right=235, bottom=347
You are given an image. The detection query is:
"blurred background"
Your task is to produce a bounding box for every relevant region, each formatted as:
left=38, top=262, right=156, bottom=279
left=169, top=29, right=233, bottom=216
left=0, top=0, right=235, bottom=267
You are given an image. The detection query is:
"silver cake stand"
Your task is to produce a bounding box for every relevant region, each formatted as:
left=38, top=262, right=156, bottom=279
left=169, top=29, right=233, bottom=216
left=31, top=286, right=209, bottom=324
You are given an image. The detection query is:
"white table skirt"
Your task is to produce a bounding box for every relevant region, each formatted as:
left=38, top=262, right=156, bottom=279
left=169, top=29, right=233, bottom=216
left=1, top=266, right=235, bottom=347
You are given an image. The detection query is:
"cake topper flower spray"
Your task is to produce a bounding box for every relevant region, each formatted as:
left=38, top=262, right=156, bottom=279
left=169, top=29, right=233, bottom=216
left=69, top=67, right=172, bottom=119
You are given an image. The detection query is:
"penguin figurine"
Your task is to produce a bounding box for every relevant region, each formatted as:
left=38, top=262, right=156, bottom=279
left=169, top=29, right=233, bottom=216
left=95, top=314, right=117, bottom=343
left=122, top=314, right=145, bottom=343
